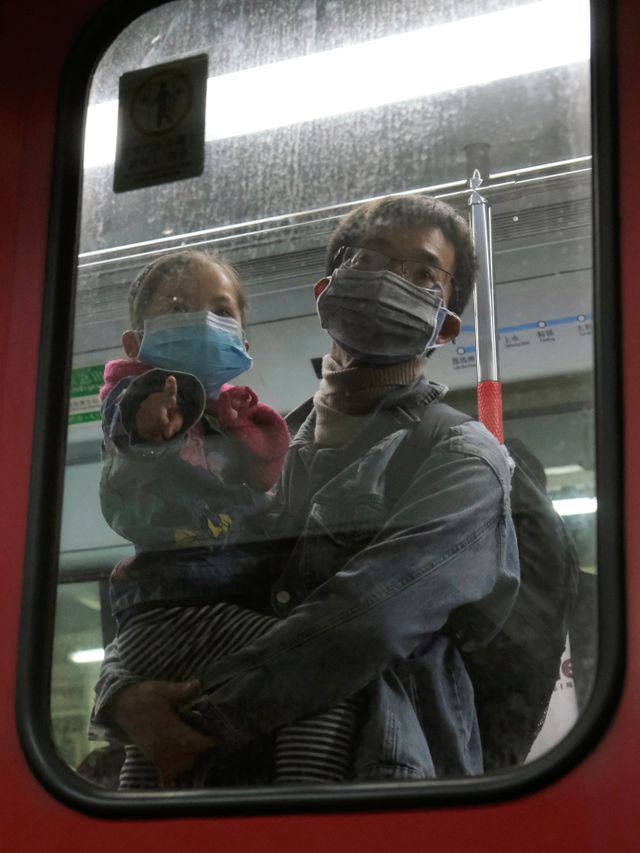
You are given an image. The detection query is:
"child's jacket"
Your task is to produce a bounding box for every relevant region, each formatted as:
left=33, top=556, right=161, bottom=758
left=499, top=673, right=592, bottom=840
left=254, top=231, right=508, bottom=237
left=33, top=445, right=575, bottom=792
left=100, top=360, right=289, bottom=626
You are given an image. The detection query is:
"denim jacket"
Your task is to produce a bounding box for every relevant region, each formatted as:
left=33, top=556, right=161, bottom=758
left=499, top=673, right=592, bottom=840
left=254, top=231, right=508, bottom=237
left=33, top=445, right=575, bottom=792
left=181, top=380, right=519, bottom=779
left=94, top=379, right=519, bottom=779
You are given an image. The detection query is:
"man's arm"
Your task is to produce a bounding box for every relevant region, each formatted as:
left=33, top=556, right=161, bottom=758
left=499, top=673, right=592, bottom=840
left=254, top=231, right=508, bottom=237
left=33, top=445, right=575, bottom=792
left=90, top=640, right=217, bottom=784
left=182, top=422, right=519, bottom=748
left=90, top=638, right=141, bottom=737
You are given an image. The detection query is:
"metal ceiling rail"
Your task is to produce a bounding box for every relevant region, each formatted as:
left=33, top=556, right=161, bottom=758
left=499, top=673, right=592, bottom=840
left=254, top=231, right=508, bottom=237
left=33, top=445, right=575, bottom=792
left=77, top=155, right=593, bottom=271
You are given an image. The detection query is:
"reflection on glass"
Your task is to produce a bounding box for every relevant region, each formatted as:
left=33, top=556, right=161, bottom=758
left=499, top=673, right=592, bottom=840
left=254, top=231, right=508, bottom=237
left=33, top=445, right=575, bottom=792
left=52, top=0, right=597, bottom=794
left=51, top=582, right=108, bottom=770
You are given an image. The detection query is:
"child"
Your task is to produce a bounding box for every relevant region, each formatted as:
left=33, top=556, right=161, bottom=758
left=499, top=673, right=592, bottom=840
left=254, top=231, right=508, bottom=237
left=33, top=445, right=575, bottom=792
left=98, top=249, right=357, bottom=788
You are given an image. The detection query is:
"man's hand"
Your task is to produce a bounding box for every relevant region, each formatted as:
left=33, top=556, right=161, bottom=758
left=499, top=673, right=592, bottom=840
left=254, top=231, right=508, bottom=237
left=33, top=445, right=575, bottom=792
left=136, top=375, right=184, bottom=442
left=112, top=679, right=217, bottom=785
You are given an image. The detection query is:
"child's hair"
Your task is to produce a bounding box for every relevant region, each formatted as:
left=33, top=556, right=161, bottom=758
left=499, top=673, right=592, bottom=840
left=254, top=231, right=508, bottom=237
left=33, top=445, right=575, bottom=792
left=128, top=249, right=246, bottom=329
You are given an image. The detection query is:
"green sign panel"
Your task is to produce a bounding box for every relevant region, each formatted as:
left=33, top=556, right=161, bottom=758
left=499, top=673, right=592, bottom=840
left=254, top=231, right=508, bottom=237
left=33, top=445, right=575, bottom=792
left=69, top=365, right=104, bottom=425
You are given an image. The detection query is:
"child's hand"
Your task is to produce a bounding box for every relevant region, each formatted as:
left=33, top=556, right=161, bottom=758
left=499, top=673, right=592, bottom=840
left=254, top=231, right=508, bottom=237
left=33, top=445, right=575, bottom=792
left=136, top=375, right=184, bottom=442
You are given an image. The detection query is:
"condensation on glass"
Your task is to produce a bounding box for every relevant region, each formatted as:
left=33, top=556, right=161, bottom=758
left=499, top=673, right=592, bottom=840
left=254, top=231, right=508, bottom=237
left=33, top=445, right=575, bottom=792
left=55, top=0, right=597, bottom=791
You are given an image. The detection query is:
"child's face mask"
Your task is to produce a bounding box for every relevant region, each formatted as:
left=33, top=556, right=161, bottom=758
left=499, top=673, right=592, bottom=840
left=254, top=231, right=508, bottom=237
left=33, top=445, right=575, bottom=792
left=316, top=267, right=460, bottom=364
left=137, top=309, right=252, bottom=397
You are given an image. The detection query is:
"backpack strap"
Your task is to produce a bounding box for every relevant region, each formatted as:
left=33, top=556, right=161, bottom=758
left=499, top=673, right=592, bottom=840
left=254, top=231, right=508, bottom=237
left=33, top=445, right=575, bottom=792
left=285, top=397, right=315, bottom=438
left=284, top=397, right=472, bottom=495
left=385, top=402, right=473, bottom=509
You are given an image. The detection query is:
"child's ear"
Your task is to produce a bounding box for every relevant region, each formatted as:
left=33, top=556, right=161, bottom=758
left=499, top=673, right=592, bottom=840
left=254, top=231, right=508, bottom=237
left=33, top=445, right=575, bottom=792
left=244, top=339, right=250, bottom=353
left=313, top=277, right=331, bottom=299
left=122, top=330, right=141, bottom=358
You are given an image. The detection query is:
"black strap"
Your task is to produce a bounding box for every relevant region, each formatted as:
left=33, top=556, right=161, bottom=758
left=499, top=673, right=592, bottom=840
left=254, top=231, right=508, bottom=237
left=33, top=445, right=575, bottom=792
left=285, top=397, right=431, bottom=458
left=385, top=402, right=472, bottom=509
left=284, top=397, right=315, bottom=437
left=285, top=398, right=472, bottom=502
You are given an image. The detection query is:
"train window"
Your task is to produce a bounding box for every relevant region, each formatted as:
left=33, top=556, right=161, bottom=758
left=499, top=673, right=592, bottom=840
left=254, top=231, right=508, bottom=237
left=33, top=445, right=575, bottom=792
left=21, top=0, right=622, bottom=814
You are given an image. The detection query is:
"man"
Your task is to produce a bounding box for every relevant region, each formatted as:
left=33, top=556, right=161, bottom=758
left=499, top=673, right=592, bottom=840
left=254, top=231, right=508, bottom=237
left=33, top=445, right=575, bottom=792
left=92, top=194, right=519, bottom=784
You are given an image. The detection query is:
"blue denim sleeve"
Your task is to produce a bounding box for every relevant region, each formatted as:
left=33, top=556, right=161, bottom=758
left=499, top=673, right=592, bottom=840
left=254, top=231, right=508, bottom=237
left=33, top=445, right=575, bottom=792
left=184, top=423, right=520, bottom=747
left=88, top=638, right=140, bottom=741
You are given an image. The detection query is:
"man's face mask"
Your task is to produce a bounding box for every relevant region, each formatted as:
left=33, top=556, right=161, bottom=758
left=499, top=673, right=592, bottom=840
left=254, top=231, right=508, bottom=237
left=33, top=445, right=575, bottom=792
left=315, top=267, right=461, bottom=364
left=137, top=309, right=252, bottom=397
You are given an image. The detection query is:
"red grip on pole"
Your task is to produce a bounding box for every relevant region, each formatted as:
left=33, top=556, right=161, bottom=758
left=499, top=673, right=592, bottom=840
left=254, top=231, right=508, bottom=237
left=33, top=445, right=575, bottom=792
left=478, top=380, right=504, bottom=444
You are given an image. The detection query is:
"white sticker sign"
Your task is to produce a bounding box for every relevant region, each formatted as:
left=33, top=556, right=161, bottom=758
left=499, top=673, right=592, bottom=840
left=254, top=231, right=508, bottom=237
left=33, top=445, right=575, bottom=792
left=114, top=54, right=208, bottom=193
left=526, top=636, right=579, bottom=762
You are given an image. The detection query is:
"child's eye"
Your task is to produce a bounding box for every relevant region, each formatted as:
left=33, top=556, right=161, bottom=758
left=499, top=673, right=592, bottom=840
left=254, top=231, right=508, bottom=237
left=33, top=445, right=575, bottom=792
left=216, top=309, right=232, bottom=317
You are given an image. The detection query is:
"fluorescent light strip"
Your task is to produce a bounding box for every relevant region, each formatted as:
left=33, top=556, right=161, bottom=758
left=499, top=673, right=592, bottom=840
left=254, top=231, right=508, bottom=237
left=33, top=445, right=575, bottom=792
left=552, top=497, right=597, bottom=516
left=84, top=0, right=590, bottom=169
left=69, top=648, right=105, bottom=664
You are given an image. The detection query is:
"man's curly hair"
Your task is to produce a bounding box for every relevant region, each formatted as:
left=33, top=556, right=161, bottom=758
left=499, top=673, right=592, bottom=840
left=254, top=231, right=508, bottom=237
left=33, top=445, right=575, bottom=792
left=326, top=194, right=476, bottom=317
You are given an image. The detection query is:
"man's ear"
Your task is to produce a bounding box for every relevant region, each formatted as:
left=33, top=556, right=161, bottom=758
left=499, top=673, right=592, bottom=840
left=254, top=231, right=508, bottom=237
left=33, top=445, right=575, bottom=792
left=122, top=330, right=141, bottom=358
left=436, top=312, right=462, bottom=344
left=313, top=277, right=331, bottom=300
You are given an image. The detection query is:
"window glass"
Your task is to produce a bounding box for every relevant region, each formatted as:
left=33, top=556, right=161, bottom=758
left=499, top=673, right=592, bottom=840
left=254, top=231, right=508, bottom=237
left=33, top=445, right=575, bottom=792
left=51, top=580, right=113, bottom=770
left=52, top=0, right=598, bottom=797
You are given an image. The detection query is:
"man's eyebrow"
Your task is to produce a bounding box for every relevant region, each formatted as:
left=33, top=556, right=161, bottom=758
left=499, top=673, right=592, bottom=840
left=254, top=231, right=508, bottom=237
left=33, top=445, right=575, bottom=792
left=373, top=237, right=443, bottom=265
left=412, top=248, right=443, bottom=265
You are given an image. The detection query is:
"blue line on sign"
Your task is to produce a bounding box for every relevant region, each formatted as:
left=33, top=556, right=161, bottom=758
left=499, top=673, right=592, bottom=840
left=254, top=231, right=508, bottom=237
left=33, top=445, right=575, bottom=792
left=459, top=314, right=592, bottom=336
left=545, top=314, right=592, bottom=327
left=500, top=321, right=543, bottom=333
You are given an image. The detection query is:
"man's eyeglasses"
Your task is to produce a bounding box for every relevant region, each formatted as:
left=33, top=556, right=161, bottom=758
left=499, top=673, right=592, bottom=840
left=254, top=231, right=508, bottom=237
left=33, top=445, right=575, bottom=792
left=334, top=246, right=455, bottom=290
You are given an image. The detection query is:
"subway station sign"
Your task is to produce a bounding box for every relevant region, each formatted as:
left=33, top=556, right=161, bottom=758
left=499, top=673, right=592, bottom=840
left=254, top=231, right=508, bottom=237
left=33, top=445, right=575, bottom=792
left=68, top=365, right=103, bottom=425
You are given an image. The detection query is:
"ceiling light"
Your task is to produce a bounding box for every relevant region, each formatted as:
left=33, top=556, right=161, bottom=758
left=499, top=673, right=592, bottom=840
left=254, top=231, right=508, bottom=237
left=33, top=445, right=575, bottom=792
left=545, top=464, right=585, bottom=476
left=552, top=497, right=597, bottom=516
left=84, top=0, right=589, bottom=169
left=69, top=648, right=105, bottom=664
